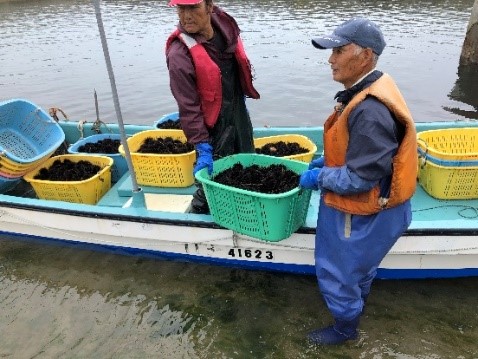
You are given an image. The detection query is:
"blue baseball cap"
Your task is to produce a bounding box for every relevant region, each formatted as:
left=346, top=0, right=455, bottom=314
left=311, top=18, right=386, bottom=55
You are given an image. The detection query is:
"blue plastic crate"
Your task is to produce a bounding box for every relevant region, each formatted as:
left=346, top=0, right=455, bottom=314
left=68, top=133, right=128, bottom=183
left=154, top=112, right=179, bottom=128
left=0, top=99, right=65, bottom=164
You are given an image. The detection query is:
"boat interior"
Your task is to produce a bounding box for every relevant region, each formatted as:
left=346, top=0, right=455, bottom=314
left=2, top=119, right=478, bottom=232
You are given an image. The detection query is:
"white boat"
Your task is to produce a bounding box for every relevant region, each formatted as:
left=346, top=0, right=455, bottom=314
left=1, top=99, right=478, bottom=280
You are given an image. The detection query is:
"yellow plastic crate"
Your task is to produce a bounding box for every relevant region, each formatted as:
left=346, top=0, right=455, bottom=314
left=0, top=149, right=56, bottom=176
left=254, top=134, right=317, bottom=162
left=417, top=128, right=478, bottom=161
left=23, top=154, right=113, bottom=204
left=118, top=129, right=195, bottom=187
left=0, top=164, right=30, bottom=178
left=418, top=159, right=478, bottom=199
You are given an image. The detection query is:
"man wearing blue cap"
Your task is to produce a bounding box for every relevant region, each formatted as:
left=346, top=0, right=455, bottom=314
left=166, top=0, right=260, bottom=214
left=300, top=18, right=417, bottom=345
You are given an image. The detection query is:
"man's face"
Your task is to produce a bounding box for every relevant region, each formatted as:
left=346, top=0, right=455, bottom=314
left=328, top=43, right=369, bottom=89
left=177, top=1, right=212, bottom=36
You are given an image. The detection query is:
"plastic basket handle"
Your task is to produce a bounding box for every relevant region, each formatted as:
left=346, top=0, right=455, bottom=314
left=417, top=138, right=429, bottom=169
left=417, top=137, right=429, bottom=155
left=417, top=150, right=427, bottom=169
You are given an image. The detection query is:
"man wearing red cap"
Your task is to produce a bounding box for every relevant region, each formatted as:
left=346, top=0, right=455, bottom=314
left=166, top=0, right=260, bottom=214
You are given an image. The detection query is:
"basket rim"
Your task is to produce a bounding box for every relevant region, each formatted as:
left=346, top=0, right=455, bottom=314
left=129, top=129, right=185, bottom=136
left=69, top=133, right=125, bottom=154
left=417, top=127, right=478, bottom=135
left=417, top=128, right=478, bottom=157
left=419, top=158, right=478, bottom=170
left=254, top=133, right=316, bottom=141
left=23, top=154, right=113, bottom=184
left=253, top=134, right=318, bottom=160
left=0, top=173, right=22, bottom=182
left=118, top=147, right=195, bottom=157
left=195, top=153, right=309, bottom=199
left=418, top=147, right=478, bottom=166
left=0, top=151, right=53, bottom=169
left=0, top=168, right=26, bottom=178
left=254, top=133, right=317, bottom=145
left=154, top=111, right=180, bottom=126
left=118, top=129, right=194, bottom=156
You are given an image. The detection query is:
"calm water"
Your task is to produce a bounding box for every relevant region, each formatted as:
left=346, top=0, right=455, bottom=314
left=1, top=0, right=478, bottom=126
left=1, top=0, right=478, bottom=358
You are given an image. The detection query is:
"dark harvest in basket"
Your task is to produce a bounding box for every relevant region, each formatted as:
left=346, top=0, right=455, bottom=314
left=78, top=138, right=121, bottom=154
left=255, top=141, right=309, bottom=157
left=213, top=163, right=299, bottom=194
left=156, top=119, right=182, bottom=130
left=34, top=159, right=101, bottom=181
left=137, top=136, right=193, bottom=154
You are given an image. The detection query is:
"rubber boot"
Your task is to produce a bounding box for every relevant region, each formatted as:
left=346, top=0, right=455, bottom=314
left=307, top=315, right=360, bottom=346
left=189, top=181, right=210, bottom=214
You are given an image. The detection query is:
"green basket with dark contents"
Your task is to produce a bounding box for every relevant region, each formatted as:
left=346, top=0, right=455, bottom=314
left=195, top=154, right=312, bottom=241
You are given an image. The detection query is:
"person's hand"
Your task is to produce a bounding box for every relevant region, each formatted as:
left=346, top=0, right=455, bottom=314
left=308, top=156, right=325, bottom=170
left=299, top=168, right=321, bottom=190
left=194, top=142, right=214, bottom=176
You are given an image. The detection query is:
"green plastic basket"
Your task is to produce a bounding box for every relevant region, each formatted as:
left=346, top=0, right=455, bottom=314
left=195, top=154, right=312, bottom=241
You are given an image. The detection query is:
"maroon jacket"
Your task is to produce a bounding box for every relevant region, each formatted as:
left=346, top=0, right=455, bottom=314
left=166, top=6, right=258, bottom=145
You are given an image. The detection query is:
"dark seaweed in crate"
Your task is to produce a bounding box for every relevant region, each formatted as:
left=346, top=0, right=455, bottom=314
left=156, top=119, right=182, bottom=130
left=137, top=136, right=193, bottom=154
left=213, top=163, right=299, bottom=194
left=255, top=141, right=309, bottom=157
left=34, top=159, right=101, bottom=181
left=78, top=138, right=121, bottom=154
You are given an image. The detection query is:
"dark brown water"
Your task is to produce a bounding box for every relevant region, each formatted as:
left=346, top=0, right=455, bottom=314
left=1, top=0, right=478, bottom=358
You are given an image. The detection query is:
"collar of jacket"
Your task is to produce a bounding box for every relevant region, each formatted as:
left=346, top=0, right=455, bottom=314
left=334, top=70, right=383, bottom=105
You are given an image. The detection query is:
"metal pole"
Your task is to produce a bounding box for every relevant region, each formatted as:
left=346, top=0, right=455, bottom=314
left=91, top=0, right=145, bottom=207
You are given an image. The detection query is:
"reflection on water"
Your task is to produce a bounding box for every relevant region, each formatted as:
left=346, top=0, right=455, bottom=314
left=0, top=0, right=477, bottom=125
left=0, top=240, right=204, bottom=358
left=445, top=64, right=478, bottom=119
left=0, top=278, right=200, bottom=358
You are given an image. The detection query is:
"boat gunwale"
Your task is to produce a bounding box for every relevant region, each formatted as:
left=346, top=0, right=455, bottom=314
left=1, top=197, right=478, bottom=238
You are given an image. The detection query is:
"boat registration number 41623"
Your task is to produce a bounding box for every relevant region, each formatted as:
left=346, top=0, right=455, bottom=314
left=227, top=248, right=273, bottom=260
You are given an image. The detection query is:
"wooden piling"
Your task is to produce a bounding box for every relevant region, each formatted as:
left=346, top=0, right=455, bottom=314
left=460, top=0, right=478, bottom=65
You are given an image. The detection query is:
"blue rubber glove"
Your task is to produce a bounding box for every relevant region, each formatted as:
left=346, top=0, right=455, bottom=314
left=299, top=168, right=321, bottom=190
left=308, top=156, right=325, bottom=170
left=194, top=142, right=213, bottom=176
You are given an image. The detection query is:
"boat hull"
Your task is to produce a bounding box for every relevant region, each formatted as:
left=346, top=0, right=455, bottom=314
left=1, top=118, right=478, bottom=280
left=1, top=203, right=477, bottom=279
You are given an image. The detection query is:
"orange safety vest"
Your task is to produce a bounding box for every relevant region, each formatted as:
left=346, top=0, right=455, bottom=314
left=166, top=29, right=260, bottom=128
left=323, top=74, right=417, bottom=215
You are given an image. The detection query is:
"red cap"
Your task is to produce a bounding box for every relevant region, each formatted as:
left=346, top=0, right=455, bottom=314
left=168, top=0, right=203, bottom=6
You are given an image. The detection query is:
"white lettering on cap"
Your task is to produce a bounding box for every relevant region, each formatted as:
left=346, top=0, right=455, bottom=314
left=321, top=36, right=342, bottom=44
